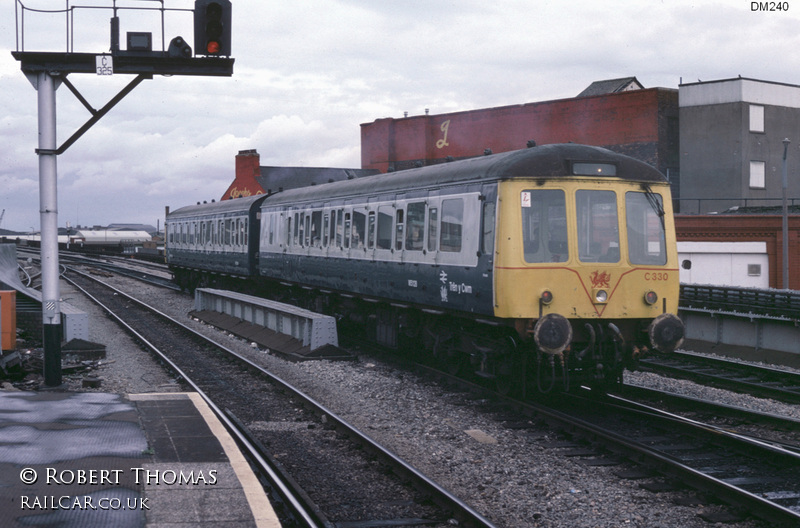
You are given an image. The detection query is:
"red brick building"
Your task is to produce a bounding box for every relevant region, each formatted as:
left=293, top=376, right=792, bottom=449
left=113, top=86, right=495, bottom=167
left=360, top=80, right=679, bottom=192
left=675, top=213, right=800, bottom=289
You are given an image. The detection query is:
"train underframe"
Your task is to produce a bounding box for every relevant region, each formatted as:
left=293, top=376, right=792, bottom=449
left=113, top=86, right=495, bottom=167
left=172, top=267, right=669, bottom=396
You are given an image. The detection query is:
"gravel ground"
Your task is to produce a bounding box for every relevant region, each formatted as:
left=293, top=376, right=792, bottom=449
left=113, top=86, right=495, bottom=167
left=6, top=274, right=793, bottom=527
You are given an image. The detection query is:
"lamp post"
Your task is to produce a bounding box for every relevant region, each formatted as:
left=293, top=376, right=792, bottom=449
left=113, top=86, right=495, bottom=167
left=782, top=138, right=790, bottom=290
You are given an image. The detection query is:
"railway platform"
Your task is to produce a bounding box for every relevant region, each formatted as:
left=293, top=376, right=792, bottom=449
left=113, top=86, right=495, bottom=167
left=0, top=389, right=280, bottom=527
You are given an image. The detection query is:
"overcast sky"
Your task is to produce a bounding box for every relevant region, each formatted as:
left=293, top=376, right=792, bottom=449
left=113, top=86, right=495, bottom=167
left=1, top=0, right=799, bottom=232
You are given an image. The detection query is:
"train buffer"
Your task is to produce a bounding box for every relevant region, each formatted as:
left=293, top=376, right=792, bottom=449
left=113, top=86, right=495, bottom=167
left=190, top=288, right=352, bottom=361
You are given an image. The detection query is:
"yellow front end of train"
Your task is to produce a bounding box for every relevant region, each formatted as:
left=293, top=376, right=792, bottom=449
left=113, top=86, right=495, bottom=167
left=494, top=175, right=683, bottom=365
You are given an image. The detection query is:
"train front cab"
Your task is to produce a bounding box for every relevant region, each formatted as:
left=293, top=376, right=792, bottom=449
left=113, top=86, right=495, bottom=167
left=493, top=172, right=684, bottom=391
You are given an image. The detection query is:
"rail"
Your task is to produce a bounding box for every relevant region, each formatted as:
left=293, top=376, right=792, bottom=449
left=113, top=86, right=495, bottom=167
left=680, top=283, right=800, bottom=320
left=14, top=0, right=193, bottom=54
left=675, top=196, right=800, bottom=214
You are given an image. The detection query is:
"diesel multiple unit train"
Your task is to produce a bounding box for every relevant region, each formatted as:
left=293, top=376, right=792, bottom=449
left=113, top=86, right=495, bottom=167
left=166, top=144, right=684, bottom=393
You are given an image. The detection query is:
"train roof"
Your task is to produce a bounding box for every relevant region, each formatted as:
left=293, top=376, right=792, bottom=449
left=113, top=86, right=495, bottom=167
left=260, top=144, right=667, bottom=207
left=167, top=194, right=268, bottom=220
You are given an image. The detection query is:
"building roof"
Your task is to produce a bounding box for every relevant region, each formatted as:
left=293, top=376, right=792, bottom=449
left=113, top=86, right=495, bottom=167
left=255, top=166, right=380, bottom=195
left=261, top=144, right=667, bottom=208
left=577, top=77, right=643, bottom=97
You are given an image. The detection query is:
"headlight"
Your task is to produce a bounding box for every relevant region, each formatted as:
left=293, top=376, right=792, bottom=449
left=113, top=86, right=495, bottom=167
left=594, top=289, right=608, bottom=304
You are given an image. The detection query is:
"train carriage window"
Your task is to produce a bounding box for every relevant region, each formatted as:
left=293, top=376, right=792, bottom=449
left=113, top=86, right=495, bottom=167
left=405, top=202, right=425, bottom=251
left=303, top=214, right=311, bottom=247
left=323, top=213, right=330, bottom=247
left=294, top=213, right=301, bottom=246
left=352, top=210, right=366, bottom=249
left=286, top=215, right=293, bottom=246
left=267, top=215, right=274, bottom=246
left=310, top=211, right=322, bottom=247
left=395, top=209, right=404, bottom=251
left=576, top=190, right=619, bottom=263
left=440, top=199, right=463, bottom=252
left=367, top=211, right=376, bottom=249
left=377, top=206, right=393, bottom=250
left=521, top=190, right=568, bottom=263
left=344, top=212, right=351, bottom=249
left=335, top=209, right=344, bottom=247
left=482, top=201, right=495, bottom=256
left=224, top=219, right=232, bottom=246
left=626, top=191, right=667, bottom=265
left=427, top=206, right=439, bottom=252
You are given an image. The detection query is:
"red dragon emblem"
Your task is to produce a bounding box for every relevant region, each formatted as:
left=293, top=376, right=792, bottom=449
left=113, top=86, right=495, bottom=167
left=590, top=270, right=611, bottom=289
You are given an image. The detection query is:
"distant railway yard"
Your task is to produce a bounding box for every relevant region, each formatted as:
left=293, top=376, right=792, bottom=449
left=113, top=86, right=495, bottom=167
left=2, top=250, right=799, bottom=527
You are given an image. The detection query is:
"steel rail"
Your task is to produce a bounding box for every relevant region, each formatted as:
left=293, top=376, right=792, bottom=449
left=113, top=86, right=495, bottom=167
left=62, top=269, right=324, bottom=528
left=64, top=267, right=498, bottom=528
left=413, top=363, right=800, bottom=526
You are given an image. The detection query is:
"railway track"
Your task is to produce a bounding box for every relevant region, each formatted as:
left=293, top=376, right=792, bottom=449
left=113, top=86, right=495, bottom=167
left=640, top=350, right=800, bottom=404
left=27, top=253, right=798, bottom=526
left=63, top=266, right=496, bottom=528
left=414, top=363, right=800, bottom=526
left=617, top=383, right=800, bottom=454
left=555, top=390, right=800, bottom=525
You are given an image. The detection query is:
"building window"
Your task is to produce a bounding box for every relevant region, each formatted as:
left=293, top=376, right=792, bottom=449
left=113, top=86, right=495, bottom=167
left=749, top=160, right=766, bottom=189
left=748, top=264, right=761, bottom=276
left=749, top=104, right=764, bottom=133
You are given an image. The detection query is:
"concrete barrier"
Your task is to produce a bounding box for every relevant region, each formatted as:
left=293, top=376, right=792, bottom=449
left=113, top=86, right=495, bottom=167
left=191, top=288, right=348, bottom=360
left=680, top=307, right=800, bottom=368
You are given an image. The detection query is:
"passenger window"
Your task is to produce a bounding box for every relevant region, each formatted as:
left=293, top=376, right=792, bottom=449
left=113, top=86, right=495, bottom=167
left=322, top=213, right=330, bottom=247
left=395, top=209, right=404, bottom=250
left=303, top=214, right=310, bottom=246
left=352, top=210, right=366, bottom=249
left=427, top=206, right=438, bottom=252
left=367, top=211, right=376, bottom=249
left=344, top=212, right=351, bottom=249
left=286, top=216, right=293, bottom=246
left=335, top=209, right=344, bottom=247
left=482, top=201, right=495, bottom=256
left=576, top=190, right=619, bottom=263
left=626, top=191, right=667, bottom=265
left=293, top=213, right=300, bottom=246
left=377, top=207, right=393, bottom=250
left=521, top=190, right=568, bottom=263
left=405, top=202, right=425, bottom=251
left=440, top=199, right=463, bottom=252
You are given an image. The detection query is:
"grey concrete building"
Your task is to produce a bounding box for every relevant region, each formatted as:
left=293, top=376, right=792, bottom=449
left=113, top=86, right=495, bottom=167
left=679, top=77, right=800, bottom=213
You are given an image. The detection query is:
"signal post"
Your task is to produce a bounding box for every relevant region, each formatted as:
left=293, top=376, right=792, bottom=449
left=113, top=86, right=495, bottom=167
left=13, top=0, right=233, bottom=387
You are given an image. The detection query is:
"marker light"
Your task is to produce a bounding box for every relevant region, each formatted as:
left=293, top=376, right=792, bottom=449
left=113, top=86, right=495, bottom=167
left=644, top=290, right=658, bottom=305
left=541, top=290, right=554, bottom=304
left=595, top=289, right=608, bottom=303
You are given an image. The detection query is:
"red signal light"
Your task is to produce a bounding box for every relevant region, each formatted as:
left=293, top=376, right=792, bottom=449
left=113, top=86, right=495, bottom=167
left=207, top=40, right=221, bottom=54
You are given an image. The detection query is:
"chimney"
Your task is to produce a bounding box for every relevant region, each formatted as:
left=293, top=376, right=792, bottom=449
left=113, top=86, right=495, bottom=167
left=236, top=149, right=260, bottom=181
left=223, top=149, right=263, bottom=200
